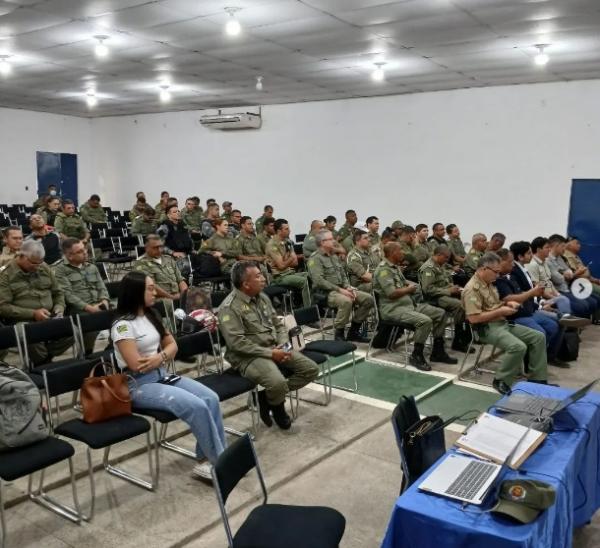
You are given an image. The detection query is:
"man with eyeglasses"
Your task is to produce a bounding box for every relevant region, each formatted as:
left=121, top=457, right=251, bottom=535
left=134, top=234, right=188, bottom=301
left=462, top=252, right=548, bottom=395
left=0, top=239, right=72, bottom=365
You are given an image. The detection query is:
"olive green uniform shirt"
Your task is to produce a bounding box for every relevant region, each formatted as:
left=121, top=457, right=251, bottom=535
left=131, top=217, right=157, bottom=237
left=419, top=257, right=453, bottom=300
left=302, top=233, right=318, bottom=259
left=182, top=208, right=204, bottom=231
left=346, top=247, right=378, bottom=287
left=256, top=233, right=270, bottom=255
left=368, top=232, right=380, bottom=249
left=563, top=249, right=588, bottom=275
left=307, top=250, right=349, bottom=294
left=133, top=254, right=183, bottom=295
left=464, top=249, right=483, bottom=278
left=373, top=259, right=414, bottom=310
left=237, top=233, right=264, bottom=257
left=414, top=241, right=431, bottom=266
left=447, top=237, right=466, bottom=265
left=37, top=207, right=59, bottom=226
left=79, top=204, right=107, bottom=224
left=461, top=273, right=502, bottom=315
left=202, top=233, right=240, bottom=272
left=255, top=215, right=267, bottom=234
left=129, top=205, right=146, bottom=222
left=0, top=261, right=65, bottom=320
left=54, top=213, right=88, bottom=240
left=0, top=248, right=17, bottom=269
left=54, top=260, right=109, bottom=312
left=337, top=223, right=354, bottom=243
left=218, top=288, right=287, bottom=369
left=398, top=241, right=420, bottom=276
left=265, top=235, right=295, bottom=277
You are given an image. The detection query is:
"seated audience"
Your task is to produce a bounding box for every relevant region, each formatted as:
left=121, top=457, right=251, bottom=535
left=257, top=216, right=275, bottom=254
left=414, top=223, right=431, bottom=264
left=337, top=209, right=357, bottom=243
left=302, top=220, right=325, bottom=260
left=446, top=223, right=466, bottom=267
left=462, top=252, right=548, bottom=395
left=236, top=216, right=267, bottom=264
left=427, top=222, right=446, bottom=251
left=0, top=240, right=72, bottom=365
left=134, top=235, right=188, bottom=301
left=158, top=205, right=193, bottom=258
left=112, top=271, right=225, bottom=479
left=181, top=196, right=203, bottom=236
left=33, top=183, right=59, bottom=209
left=37, top=195, right=61, bottom=226
left=154, top=190, right=170, bottom=215
left=564, top=236, right=600, bottom=301
left=221, top=201, right=233, bottom=222
left=419, top=245, right=471, bottom=352
left=79, top=194, right=107, bottom=224
left=228, top=209, right=242, bottom=238
left=218, top=261, right=319, bottom=430
left=374, top=242, right=456, bottom=370
left=54, top=199, right=90, bottom=243
left=255, top=204, right=274, bottom=234
left=346, top=230, right=379, bottom=292
left=463, top=233, right=488, bottom=278
left=397, top=225, right=421, bottom=281
left=55, top=238, right=109, bottom=354
left=131, top=206, right=157, bottom=237
left=307, top=229, right=374, bottom=342
left=390, top=220, right=404, bottom=241
left=266, top=219, right=310, bottom=306
left=0, top=227, right=23, bottom=268
left=201, top=219, right=239, bottom=274
left=487, top=232, right=506, bottom=252
left=201, top=202, right=220, bottom=239
left=129, top=193, right=147, bottom=221
left=26, top=214, right=61, bottom=265
left=324, top=215, right=338, bottom=238
left=366, top=216, right=380, bottom=249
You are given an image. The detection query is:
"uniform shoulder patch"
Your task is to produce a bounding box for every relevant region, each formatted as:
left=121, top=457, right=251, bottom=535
left=379, top=270, right=389, bottom=278
left=116, top=324, right=129, bottom=334
left=425, top=271, right=433, bottom=276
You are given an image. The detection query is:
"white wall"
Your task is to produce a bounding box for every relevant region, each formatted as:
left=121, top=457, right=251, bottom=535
left=90, top=79, right=600, bottom=243
left=0, top=107, right=92, bottom=205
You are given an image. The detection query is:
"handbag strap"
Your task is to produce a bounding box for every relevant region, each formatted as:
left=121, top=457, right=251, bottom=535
left=100, top=378, right=132, bottom=403
left=88, top=360, right=111, bottom=379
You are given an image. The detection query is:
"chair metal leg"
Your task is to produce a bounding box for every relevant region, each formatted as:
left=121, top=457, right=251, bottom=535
left=313, top=352, right=358, bottom=395
left=103, top=431, right=157, bottom=492
left=158, top=423, right=197, bottom=459
left=1, top=480, right=6, bottom=548
left=27, top=458, right=82, bottom=525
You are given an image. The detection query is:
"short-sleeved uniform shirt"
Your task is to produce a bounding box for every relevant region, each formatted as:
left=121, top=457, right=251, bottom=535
left=111, top=315, right=161, bottom=370
left=461, top=273, right=502, bottom=316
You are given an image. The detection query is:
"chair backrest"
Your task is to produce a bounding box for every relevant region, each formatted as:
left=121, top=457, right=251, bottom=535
left=43, top=358, right=96, bottom=399
left=293, top=305, right=320, bottom=327
left=295, top=233, right=307, bottom=243
left=76, top=310, right=115, bottom=334
left=0, top=325, right=18, bottom=351
left=210, top=290, right=229, bottom=309
left=391, top=395, right=421, bottom=492
left=23, top=317, right=75, bottom=345
left=213, top=433, right=267, bottom=506
left=106, top=281, right=121, bottom=300
left=175, top=331, right=214, bottom=360
left=97, top=262, right=109, bottom=281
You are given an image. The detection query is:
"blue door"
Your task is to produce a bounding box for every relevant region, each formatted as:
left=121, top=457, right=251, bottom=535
left=567, top=179, right=600, bottom=277
left=36, top=151, right=78, bottom=206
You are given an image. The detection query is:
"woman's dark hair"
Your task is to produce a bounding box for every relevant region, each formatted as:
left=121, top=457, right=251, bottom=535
left=114, top=271, right=166, bottom=338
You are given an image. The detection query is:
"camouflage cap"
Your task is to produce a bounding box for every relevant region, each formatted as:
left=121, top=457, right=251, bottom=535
left=491, top=480, right=556, bottom=524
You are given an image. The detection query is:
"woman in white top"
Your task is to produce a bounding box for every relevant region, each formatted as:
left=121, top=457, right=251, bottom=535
left=111, top=271, right=226, bottom=479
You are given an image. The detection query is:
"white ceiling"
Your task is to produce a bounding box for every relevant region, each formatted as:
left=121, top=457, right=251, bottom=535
left=0, top=0, right=599, bottom=117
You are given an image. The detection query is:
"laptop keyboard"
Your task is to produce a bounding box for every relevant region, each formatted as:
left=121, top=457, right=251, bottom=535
left=445, top=460, right=497, bottom=500
left=520, top=396, right=556, bottom=415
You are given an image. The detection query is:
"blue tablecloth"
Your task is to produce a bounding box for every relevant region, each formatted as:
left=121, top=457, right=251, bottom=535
left=381, top=382, right=600, bottom=548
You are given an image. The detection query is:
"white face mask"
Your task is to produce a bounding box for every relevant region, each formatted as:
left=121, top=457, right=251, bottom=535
left=49, top=190, right=57, bottom=196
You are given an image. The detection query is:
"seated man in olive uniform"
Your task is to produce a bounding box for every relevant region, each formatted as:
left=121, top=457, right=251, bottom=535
left=54, top=200, right=90, bottom=244
left=0, top=227, right=23, bottom=268
left=237, top=216, right=267, bottom=265
left=79, top=194, right=107, bottom=224
left=346, top=230, right=379, bottom=292
left=427, top=222, right=446, bottom=252
left=374, top=242, right=456, bottom=370
left=0, top=240, right=72, bottom=365
left=337, top=209, right=357, bottom=244
left=255, top=205, right=274, bottom=235
left=366, top=216, right=380, bottom=249
left=257, top=216, right=275, bottom=255
left=265, top=219, right=310, bottom=307
left=464, top=233, right=488, bottom=278
left=419, top=245, right=471, bottom=352
left=218, top=261, right=319, bottom=430
left=181, top=196, right=204, bottom=239
left=307, top=229, right=374, bottom=342
left=397, top=225, right=421, bottom=281
left=134, top=235, right=188, bottom=301
left=55, top=238, right=109, bottom=354
left=131, top=206, right=157, bottom=237
left=462, top=252, right=548, bottom=395
left=302, top=220, right=324, bottom=260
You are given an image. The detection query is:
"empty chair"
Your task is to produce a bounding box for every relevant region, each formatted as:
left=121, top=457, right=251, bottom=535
left=212, top=433, right=346, bottom=548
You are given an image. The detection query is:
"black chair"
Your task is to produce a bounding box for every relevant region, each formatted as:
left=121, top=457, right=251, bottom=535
left=105, top=281, right=121, bottom=301
left=105, top=227, right=127, bottom=238
left=90, top=238, right=132, bottom=279
left=210, top=290, right=230, bottom=309
left=263, top=285, right=293, bottom=316
left=43, top=361, right=156, bottom=520
left=152, top=299, right=176, bottom=333
left=119, top=236, right=141, bottom=252
left=295, top=233, right=307, bottom=243
left=212, top=434, right=345, bottom=548
left=97, top=262, right=109, bottom=281
left=391, top=395, right=433, bottom=493
left=0, top=436, right=82, bottom=545
left=74, top=310, right=115, bottom=360
left=293, top=306, right=358, bottom=396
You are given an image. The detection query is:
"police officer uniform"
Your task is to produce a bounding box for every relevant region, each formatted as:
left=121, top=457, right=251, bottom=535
left=462, top=272, right=547, bottom=387
left=182, top=207, right=204, bottom=231
left=201, top=233, right=240, bottom=274
left=134, top=254, right=184, bottom=297
left=218, top=288, right=319, bottom=407
left=302, top=232, right=318, bottom=260
left=265, top=235, right=310, bottom=306
left=131, top=216, right=157, bottom=237
left=54, top=212, right=88, bottom=240
left=79, top=203, right=107, bottom=224
left=464, top=248, right=483, bottom=278
left=346, top=246, right=378, bottom=292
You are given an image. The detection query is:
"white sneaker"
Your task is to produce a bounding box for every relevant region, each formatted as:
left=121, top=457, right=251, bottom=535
left=192, top=461, right=213, bottom=481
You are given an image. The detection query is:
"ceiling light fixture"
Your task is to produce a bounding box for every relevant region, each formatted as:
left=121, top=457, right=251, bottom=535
left=0, top=55, right=12, bottom=76
left=86, top=91, right=97, bottom=108
left=371, top=62, right=386, bottom=82
left=159, top=85, right=171, bottom=103
left=256, top=76, right=263, bottom=91
left=94, top=35, right=109, bottom=58
left=224, top=7, right=242, bottom=36
left=534, top=44, right=550, bottom=66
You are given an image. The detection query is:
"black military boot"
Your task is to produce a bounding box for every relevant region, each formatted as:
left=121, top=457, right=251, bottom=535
left=409, top=343, right=431, bottom=371
left=256, top=390, right=272, bottom=427
left=334, top=328, right=346, bottom=341
left=270, top=402, right=292, bottom=430
left=429, top=337, right=458, bottom=364
left=346, top=322, right=369, bottom=343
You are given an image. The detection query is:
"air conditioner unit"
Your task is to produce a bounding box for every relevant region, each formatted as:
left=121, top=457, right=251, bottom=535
left=200, top=112, right=261, bottom=130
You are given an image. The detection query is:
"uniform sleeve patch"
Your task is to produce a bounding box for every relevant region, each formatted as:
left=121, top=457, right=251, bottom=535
left=425, top=272, right=433, bottom=277
left=116, top=324, right=129, bottom=334
left=221, top=314, right=231, bottom=322
left=380, top=270, right=389, bottom=277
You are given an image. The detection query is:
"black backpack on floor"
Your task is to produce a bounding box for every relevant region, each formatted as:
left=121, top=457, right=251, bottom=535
left=558, top=329, right=580, bottom=361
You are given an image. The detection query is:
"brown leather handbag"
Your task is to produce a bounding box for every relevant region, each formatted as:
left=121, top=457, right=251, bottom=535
left=81, top=362, right=132, bottom=423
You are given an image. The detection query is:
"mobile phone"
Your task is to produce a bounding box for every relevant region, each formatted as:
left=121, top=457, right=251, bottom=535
left=281, top=342, right=292, bottom=352
left=158, top=374, right=181, bottom=385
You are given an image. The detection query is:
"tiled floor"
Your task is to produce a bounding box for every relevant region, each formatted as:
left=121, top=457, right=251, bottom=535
left=3, top=325, right=600, bottom=547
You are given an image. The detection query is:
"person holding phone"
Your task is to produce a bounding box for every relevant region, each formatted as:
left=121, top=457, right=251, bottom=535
left=218, top=261, right=319, bottom=430
left=111, top=271, right=226, bottom=480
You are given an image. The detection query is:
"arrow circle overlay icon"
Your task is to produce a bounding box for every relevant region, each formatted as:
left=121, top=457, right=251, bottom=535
left=571, top=278, right=593, bottom=300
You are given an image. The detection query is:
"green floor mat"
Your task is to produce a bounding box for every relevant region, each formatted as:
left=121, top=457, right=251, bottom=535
left=328, top=360, right=445, bottom=402
left=418, top=384, right=500, bottom=425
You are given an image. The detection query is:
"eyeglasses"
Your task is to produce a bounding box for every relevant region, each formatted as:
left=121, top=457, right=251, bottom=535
left=24, top=256, right=44, bottom=266
left=485, top=266, right=501, bottom=274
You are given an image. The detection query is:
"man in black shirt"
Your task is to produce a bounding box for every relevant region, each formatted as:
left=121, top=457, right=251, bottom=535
left=26, top=214, right=62, bottom=265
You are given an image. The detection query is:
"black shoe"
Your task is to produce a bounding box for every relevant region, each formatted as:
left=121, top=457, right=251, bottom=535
left=492, top=378, right=512, bottom=395
left=346, top=323, right=369, bottom=343
left=528, top=379, right=549, bottom=385
left=409, top=343, right=431, bottom=371
left=256, top=391, right=272, bottom=427
left=548, top=358, right=570, bottom=368
left=270, top=402, right=292, bottom=430
left=334, top=328, right=346, bottom=341
left=429, top=338, right=459, bottom=364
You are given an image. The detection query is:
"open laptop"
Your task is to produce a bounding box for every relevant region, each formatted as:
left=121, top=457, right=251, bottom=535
left=495, top=379, right=599, bottom=419
left=418, top=423, right=532, bottom=505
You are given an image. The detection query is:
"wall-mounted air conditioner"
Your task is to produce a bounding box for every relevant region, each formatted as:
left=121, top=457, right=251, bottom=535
left=199, top=112, right=261, bottom=130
